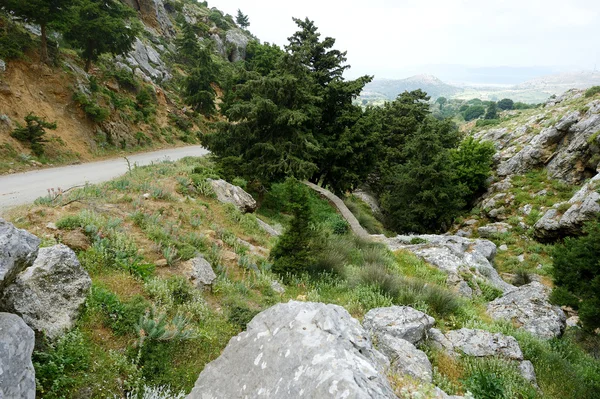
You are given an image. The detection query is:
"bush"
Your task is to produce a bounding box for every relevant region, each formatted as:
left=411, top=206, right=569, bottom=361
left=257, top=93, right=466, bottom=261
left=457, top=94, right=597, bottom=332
left=463, top=369, right=506, bottom=399
left=228, top=305, right=259, bottom=330
left=10, top=113, right=57, bottom=156
left=584, top=86, right=600, bottom=98
left=33, top=330, right=91, bottom=398
left=87, top=286, right=148, bottom=336
left=497, top=98, right=514, bottom=110
left=463, top=105, right=486, bottom=121
left=0, top=14, right=34, bottom=59
left=56, top=215, right=83, bottom=230
left=73, top=92, right=110, bottom=123
left=451, top=137, right=495, bottom=205
left=551, top=220, right=600, bottom=331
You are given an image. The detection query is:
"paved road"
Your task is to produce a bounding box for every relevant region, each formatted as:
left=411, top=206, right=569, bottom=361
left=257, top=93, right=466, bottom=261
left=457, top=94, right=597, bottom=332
left=0, top=146, right=209, bottom=214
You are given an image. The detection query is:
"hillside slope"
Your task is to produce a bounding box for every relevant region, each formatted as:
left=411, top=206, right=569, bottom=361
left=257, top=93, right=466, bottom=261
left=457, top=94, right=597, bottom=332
left=0, top=0, right=252, bottom=174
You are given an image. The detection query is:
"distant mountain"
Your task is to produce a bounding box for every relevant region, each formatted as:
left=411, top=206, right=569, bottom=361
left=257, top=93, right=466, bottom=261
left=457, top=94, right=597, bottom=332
left=361, top=74, right=461, bottom=101
left=361, top=70, right=600, bottom=104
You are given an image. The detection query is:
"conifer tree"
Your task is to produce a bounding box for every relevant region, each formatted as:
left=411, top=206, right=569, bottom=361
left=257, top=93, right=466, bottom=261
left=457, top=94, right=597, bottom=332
left=236, top=9, right=250, bottom=28
left=2, top=0, right=72, bottom=64
left=64, top=0, right=140, bottom=72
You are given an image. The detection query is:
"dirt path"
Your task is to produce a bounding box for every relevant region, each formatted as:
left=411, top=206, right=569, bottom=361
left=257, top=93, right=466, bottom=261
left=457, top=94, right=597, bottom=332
left=304, top=181, right=371, bottom=240
left=0, top=145, right=209, bottom=214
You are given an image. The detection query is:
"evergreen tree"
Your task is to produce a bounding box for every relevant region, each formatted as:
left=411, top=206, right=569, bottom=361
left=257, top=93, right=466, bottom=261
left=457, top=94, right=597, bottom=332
left=497, top=98, right=514, bottom=110
left=270, top=180, right=315, bottom=276
left=175, top=22, right=202, bottom=66
left=380, top=118, right=464, bottom=233
left=182, top=42, right=218, bottom=115
left=236, top=9, right=250, bottom=28
left=64, top=0, right=140, bottom=71
left=484, top=102, right=498, bottom=119
left=2, top=0, right=72, bottom=64
left=285, top=18, right=373, bottom=193
left=10, top=112, right=57, bottom=156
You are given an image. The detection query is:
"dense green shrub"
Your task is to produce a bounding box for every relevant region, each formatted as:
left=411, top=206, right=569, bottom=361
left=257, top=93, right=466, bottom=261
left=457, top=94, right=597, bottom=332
left=10, top=113, right=57, bottom=156
left=450, top=137, right=495, bottom=204
left=584, top=86, right=600, bottom=98
left=497, top=98, right=514, bottom=110
left=87, top=286, right=148, bottom=336
left=73, top=92, right=110, bottom=123
left=0, top=14, right=34, bottom=59
left=551, top=221, right=600, bottom=331
left=463, top=105, right=486, bottom=121
left=33, top=330, right=91, bottom=398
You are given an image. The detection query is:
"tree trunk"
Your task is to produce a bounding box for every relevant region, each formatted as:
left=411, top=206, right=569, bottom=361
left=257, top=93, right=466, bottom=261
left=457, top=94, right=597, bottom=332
left=40, top=23, right=49, bottom=65
left=84, top=58, right=92, bottom=73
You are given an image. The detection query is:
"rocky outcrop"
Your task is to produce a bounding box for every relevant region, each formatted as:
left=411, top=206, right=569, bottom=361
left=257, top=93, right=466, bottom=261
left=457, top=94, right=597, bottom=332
left=2, top=245, right=92, bottom=340
left=487, top=282, right=566, bottom=339
left=379, top=234, right=513, bottom=295
left=353, top=189, right=382, bottom=216
left=209, top=179, right=257, bottom=213
left=123, top=0, right=175, bottom=38
left=0, top=218, right=40, bottom=291
left=225, top=29, right=249, bottom=62
left=187, top=301, right=396, bottom=398
left=534, top=173, right=600, bottom=240
left=257, top=218, right=282, bottom=236
left=363, top=306, right=434, bottom=383
left=477, top=222, right=511, bottom=238
left=444, top=328, right=523, bottom=360
left=363, top=306, right=435, bottom=345
left=0, top=312, right=35, bottom=399
left=124, top=37, right=171, bottom=82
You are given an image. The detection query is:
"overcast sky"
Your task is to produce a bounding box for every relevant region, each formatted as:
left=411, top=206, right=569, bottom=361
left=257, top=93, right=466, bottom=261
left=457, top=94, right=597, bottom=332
left=212, top=0, right=600, bottom=79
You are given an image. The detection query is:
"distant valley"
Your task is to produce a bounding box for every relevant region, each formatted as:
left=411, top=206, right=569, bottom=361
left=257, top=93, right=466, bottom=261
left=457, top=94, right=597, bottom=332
left=360, top=70, right=600, bottom=104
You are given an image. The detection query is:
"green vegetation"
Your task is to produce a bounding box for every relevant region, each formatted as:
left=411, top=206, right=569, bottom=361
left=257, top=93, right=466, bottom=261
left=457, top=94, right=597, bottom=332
left=236, top=9, right=250, bottom=28
left=585, top=86, right=600, bottom=98
left=63, top=0, right=140, bottom=72
left=464, top=105, right=486, bottom=121
left=551, top=221, right=600, bottom=331
left=9, top=157, right=598, bottom=398
left=10, top=113, right=57, bottom=156
left=0, top=13, right=34, bottom=59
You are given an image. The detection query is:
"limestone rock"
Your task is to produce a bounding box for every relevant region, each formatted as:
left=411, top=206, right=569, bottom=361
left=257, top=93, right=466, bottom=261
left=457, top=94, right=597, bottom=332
left=353, top=189, right=382, bottom=216
left=257, top=218, right=282, bottom=236
left=534, top=173, right=600, bottom=240
left=0, top=218, right=40, bottom=292
left=486, top=282, right=566, bottom=339
left=428, top=328, right=455, bottom=352
left=187, top=255, right=216, bottom=289
left=445, top=328, right=523, bottom=360
left=125, top=38, right=171, bottom=82
left=381, top=235, right=513, bottom=294
left=225, top=29, right=249, bottom=62
left=2, top=245, right=92, bottom=340
left=376, top=334, right=433, bottom=382
left=519, top=360, right=538, bottom=386
left=477, top=222, right=511, bottom=238
left=187, top=301, right=396, bottom=398
left=208, top=179, right=257, bottom=213
left=0, top=313, right=35, bottom=399
left=363, top=306, right=435, bottom=345
left=270, top=280, right=285, bottom=294
left=0, top=58, right=6, bottom=73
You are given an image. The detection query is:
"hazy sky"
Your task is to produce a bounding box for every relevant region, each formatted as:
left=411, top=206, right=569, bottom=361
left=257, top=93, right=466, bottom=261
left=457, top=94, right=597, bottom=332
left=213, top=0, right=600, bottom=79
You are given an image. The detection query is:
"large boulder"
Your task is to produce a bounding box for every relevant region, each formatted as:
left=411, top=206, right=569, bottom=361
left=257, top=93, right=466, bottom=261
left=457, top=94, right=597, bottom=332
left=363, top=306, right=434, bottom=345
left=444, top=328, right=523, bottom=360
left=379, top=235, right=513, bottom=295
left=534, top=173, right=600, bottom=241
left=1, top=245, right=92, bottom=340
left=187, top=301, right=396, bottom=399
left=124, top=37, right=171, bottom=82
left=477, top=222, right=511, bottom=238
left=376, top=329, right=433, bottom=383
left=0, top=218, right=40, bottom=292
left=0, top=313, right=36, bottom=399
left=487, top=282, right=566, bottom=340
left=208, top=179, right=257, bottom=213
left=185, top=255, right=216, bottom=289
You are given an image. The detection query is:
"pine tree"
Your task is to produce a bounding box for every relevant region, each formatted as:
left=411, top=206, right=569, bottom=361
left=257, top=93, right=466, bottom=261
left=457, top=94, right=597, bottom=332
left=10, top=113, right=57, bottom=156
left=64, top=0, right=140, bottom=72
left=271, top=180, right=315, bottom=276
left=2, top=0, right=72, bottom=64
left=236, top=9, right=250, bottom=28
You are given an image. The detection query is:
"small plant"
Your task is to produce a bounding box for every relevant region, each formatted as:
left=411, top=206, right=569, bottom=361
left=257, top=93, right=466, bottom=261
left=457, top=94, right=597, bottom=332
left=161, top=246, right=179, bottom=266
left=56, top=215, right=83, bottom=230
left=73, top=92, right=110, bottom=123
left=10, top=113, right=57, bottom=156
left=512, top=269, right=532, bottom=287
left=410, top=237, right=427, bottom=245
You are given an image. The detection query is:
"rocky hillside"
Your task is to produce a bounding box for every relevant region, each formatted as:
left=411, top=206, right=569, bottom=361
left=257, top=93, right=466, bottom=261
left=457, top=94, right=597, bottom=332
left=0, top=0, right=252, bottom=174
left=0, top=146, right=599, bottom=398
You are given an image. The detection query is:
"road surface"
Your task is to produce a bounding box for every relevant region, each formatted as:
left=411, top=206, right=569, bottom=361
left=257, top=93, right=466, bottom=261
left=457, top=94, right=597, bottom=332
left=0, top=146, right=209, bottom=214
